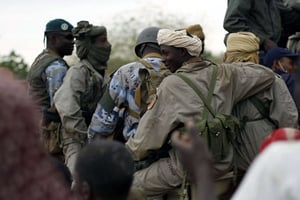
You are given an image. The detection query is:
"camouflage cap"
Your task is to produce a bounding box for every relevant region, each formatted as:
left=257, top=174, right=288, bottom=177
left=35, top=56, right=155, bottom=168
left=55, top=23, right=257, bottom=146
left=45, top=18, right=73, bottom=33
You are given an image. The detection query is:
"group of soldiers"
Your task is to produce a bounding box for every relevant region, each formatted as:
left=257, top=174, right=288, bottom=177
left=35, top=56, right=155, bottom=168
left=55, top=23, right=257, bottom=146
left=27, top=11, right=300, bottom=199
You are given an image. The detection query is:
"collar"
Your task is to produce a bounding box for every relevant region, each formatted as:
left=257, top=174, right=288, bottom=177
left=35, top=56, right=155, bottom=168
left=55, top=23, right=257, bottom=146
left=176, top=57, right=210, bottom=73
left=44, top=48, right=60, bottom=57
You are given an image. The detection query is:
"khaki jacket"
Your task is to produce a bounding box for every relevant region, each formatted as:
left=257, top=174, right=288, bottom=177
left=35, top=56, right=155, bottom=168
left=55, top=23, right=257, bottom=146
left=126, top=59, right=275, bottom=172
left=234, top=75, right=298, bottom=170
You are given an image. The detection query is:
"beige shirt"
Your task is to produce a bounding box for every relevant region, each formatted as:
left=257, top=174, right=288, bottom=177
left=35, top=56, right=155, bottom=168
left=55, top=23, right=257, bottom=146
left=126, top=60, right=275, bottom=163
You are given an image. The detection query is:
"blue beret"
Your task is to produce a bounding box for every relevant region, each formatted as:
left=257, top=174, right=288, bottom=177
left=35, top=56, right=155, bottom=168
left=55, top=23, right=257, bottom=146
left=45, top=18, right=73, bottom=33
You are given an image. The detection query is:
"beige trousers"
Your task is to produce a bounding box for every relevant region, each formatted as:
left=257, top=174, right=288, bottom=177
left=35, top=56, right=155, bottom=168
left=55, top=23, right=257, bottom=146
left=132, top=150, right=233, bottom=200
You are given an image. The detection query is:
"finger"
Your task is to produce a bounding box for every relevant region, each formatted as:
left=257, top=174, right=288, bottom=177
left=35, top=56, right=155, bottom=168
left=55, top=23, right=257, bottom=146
left=181, top=133, right=192, bottom=143
left=171, top=130, right=180, bottom=141
left=171, top=131, right=189, bottom=149
left=171, top=131, right=182, bottom=146
left=184, top=119, right=199, bottom=136
left=185, top=118, right=195, bottom=129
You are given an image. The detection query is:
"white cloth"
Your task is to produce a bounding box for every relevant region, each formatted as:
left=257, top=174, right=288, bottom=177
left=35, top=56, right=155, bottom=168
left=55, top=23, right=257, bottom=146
left=157, top=29, right=202, bottom=57
left=283, top=0, right=300, bottom=10
left=232, top=142, right=300, bottom=200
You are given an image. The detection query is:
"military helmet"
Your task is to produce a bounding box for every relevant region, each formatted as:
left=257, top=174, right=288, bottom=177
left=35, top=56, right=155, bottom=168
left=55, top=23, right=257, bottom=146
left=135, top=27, right=160, bottom=58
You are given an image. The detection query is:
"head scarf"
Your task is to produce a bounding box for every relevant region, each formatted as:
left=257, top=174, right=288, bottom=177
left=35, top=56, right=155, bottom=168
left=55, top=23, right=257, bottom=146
left=184, top=24, right=205, bottom=42
left=0, top=77, right=76, bottom=200
left=157, top=29, right=202, bottom=57
left=73, top=21, right=111, bottom=71
left=260, top=128, right=300, bottom=153
left=287, top=32, right=300, bottom=53
left=184, top=24, right=205, bottom=54
left=224, top=32, right=260, bottom=64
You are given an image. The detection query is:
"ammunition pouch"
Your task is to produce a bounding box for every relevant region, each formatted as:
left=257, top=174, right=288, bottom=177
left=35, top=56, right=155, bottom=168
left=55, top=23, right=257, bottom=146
left=197, top=114, right=239, bottom=162
left=42, top=121, right=62, bottom=154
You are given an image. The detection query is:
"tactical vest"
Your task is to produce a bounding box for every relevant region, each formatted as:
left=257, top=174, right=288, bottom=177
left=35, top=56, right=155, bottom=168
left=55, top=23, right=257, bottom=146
left=133, top=58, right=171, bottom=118
left=79, top=59, right=107, bottom=125
left=27, top=50, right=65, bottom=109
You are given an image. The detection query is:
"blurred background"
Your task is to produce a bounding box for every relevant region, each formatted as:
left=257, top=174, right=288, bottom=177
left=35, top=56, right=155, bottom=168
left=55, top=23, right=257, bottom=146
left=0, top=0, right=227, bottom=78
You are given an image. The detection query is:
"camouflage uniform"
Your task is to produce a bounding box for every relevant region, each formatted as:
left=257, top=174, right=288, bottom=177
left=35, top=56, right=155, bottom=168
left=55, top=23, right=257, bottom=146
left=88, top=53, right=170, bottom=140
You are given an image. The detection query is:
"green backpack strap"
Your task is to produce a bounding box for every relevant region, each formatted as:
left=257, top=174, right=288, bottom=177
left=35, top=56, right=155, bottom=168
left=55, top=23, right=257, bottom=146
left=176, top=65, right=218, bottom=118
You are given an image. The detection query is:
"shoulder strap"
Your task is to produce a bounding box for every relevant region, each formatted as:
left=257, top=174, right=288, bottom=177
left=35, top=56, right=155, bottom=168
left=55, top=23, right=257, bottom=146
left=81, top=59, right=110, bottom=88
left=203, top=65, right=218, bottom=119
left=176, top=65, right=218, bottom=118
left=249, top=96, right=278, bottom=128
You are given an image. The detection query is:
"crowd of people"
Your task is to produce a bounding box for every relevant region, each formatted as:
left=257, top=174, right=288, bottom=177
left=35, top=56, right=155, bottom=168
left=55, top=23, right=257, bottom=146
left=1, top=0, right=300, bottom=199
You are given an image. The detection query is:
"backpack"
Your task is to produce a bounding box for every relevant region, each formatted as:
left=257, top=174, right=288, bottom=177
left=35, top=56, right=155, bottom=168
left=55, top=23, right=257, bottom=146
left=176, top=65, right=240, bottom=170
left=107, top=58, right=170, bottom=142
left=133, top=58, right=171, bottom=118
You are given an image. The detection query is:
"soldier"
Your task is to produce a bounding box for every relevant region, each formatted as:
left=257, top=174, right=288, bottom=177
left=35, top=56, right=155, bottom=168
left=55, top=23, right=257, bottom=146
left=263, top=47, right=299, bottom=100
left=53, top=21, right=111, bottom=174
left=88, top=27, right=171, bottom=141
left=223, top=0, right=281, bottom=63
left=223, top=32, right=298, bottom=193
left=125, top=28, right=275, bottom=199
left=88, top=25, right=205, bottom=142
left=27, top=18, right=74, bottom=155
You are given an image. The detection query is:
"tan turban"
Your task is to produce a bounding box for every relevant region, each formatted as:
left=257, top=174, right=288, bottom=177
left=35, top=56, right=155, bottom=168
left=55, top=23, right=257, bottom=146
left=224, top=32, right=260, bottom=64
left=185, top=24, right=205, bottom=41
left=157, top=29, right=202, bottom=57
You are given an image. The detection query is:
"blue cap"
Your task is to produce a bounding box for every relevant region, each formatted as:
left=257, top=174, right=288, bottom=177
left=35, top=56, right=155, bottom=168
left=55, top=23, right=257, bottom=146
left=263, top=47, right=299, bottom=68
left=45, top=18, right=73, bottom=33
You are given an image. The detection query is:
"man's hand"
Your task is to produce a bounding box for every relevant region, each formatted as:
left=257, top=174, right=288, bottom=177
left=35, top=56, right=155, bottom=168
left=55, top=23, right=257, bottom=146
left=171, top=120, right=216, bottom=200
left=171, top=120, right=213, bottom=182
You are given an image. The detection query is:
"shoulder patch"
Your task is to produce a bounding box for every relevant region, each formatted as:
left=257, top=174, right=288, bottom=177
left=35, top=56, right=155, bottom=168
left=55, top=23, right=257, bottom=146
left=147, top=94, right=157, bottom=110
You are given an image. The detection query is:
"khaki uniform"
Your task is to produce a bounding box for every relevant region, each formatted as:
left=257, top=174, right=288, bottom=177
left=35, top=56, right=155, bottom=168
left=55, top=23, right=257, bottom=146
left=126, top=59, right=275, bottom=197
left=54, top=59, right=105, bottom=174
left=234, top=75, right=299, bottom=171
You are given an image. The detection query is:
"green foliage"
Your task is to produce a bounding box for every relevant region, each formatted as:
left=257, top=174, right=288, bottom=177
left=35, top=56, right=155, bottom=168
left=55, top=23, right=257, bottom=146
left=107, top=57, right=136, bottom=76
left=203, top=51, right=224, bottom=64
left=0, top=51, right=28, bottom=79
